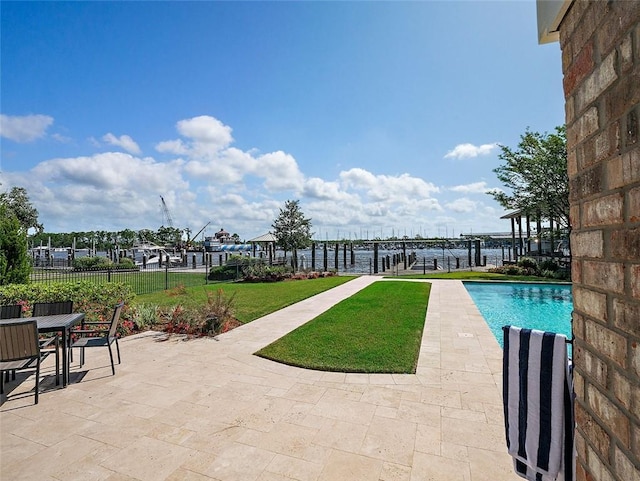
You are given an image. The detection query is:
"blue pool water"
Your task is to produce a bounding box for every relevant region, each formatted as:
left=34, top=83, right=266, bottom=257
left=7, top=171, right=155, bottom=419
left=463, top=282, right=573, bottom=349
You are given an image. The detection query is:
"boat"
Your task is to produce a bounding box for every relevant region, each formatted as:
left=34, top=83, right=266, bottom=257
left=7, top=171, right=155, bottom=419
left=133, top=243, right=182, bottom=266
left=203, top=228, right=251, bottom=252
left=203, top=236, right=223, bottom=252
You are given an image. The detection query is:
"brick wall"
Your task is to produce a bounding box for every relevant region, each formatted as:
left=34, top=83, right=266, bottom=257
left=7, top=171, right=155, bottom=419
left=559, top=1, right=640, bottom=480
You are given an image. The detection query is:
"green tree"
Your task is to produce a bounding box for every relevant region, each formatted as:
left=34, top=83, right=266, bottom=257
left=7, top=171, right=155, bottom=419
left=0, top=186, right=43, bottom=233
left=117, top=229, right=137, bottom=248
left=156, top=226, right=182, bottom=246
left=489, top=126, right=569, bottom=229
left=272, top=200, right=312, bottom=268
left=0, top=205, right=31, bottom=285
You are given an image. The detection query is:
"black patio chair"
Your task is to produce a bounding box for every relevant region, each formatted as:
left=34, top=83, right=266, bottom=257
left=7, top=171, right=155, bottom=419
left=32, top=301, right=73, bottom=317
left=0, top=304, right=22, bottom=320
left=31, top=301, right=73, bottom=385
left=32, top=301, right=73, bottom=368
left=1, top=305, right=24, bottom=383
left=71, top=302, right=124, bottom=376
left=0, top=320, right=42, bottom=404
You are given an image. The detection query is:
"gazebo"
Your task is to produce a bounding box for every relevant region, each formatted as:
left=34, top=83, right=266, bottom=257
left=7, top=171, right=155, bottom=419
left=248, top=232, right=277, bottom=258
left=500, top=209, right=562, bottom=262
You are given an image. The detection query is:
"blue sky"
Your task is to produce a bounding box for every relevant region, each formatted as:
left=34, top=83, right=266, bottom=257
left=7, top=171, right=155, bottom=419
left=0, top=1, right=564, bottom=240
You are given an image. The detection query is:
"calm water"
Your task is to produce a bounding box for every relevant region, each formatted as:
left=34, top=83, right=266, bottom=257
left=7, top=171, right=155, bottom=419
left=463, top=282, right=573, bottom=349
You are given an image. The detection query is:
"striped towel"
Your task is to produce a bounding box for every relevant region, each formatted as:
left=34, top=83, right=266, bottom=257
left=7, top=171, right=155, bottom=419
left=502, top=326, right=574, bottom=481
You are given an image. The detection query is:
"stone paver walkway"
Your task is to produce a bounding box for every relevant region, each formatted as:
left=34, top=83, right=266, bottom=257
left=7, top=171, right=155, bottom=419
left=1, top=277, right=520, bottom=481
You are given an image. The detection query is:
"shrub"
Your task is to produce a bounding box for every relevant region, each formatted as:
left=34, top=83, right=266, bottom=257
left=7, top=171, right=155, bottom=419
left=552, top=269, right=571, bottom=281
left=517, top=257, right=539, bottom=271
left=73, top=256, right=113, bottom=269
left=0, top=280, right=135, bottom=326
left=158, top=289, right=239, bottom=336
left=73, top=256, right=137, bottom=270
left=540, top=269, right=556, bottom=279
left=160, top=305, right=198, bottom=335
left=200, top=289, right=237, bottom=334
left=539, top=259, right=560, bottom=272
left=117, top=257, right=136, bottom=268
left=209, top=264, right=241, bottom=281
left=242, top=263, right=289, bottom=282
left=504, top=265, right=525, bottom=275
left=131, top=303, right=159, bottom=331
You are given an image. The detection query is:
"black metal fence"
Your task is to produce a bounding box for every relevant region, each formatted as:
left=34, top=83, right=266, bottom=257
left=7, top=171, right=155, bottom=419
left=30, top=265, right=210, bottom=296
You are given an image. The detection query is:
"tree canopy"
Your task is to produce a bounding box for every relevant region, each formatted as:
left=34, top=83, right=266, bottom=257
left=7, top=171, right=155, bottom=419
left=0, top=204, right=31, bottom=285
left=0, top=186, right=43, bottom=233
left=489, top=126, right=569, bottom=229
left=272, top=200, right=312, bottom=264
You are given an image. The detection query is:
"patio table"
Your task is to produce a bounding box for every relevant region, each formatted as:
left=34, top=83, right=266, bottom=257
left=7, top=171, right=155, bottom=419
left=0, top=313, right=84, bottom=387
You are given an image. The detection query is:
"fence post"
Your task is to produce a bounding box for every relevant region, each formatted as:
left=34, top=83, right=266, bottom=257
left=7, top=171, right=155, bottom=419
left=323, top=243, right=327, bottom=271
left=165, top=260, right=169, bottom=290
left=433, top=258, right=437, bottom=270
left=192, top=254, right=197, bottom=269
left=343, top=243, right=347, bottom=268
left=373, top=243, right=379, bottom=274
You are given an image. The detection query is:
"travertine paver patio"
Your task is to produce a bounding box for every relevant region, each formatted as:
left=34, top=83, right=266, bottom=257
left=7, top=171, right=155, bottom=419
left=0, top=277, right=520, bottom=481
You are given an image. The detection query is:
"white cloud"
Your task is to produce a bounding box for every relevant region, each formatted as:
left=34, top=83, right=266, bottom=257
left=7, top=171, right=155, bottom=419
left=155, top=139, right=189, bottom=155
left=185, top=147, right=256, bottom=184
left=444, top=142, right=498, bottom=159
left=449, top=181, right=491, bottom=194
left=18, top=152, right=189, bottom=231
left=176, top=115, right=233, bottom=152
left=257, top=151, right=304, bottom=191
left=160, top=116, right=306, bottom=190
left=155, top=115, right=233, bottom=158
left=51, top=133, right=72, bottom=143
left=102, top=133, right=142, bottom=155
left=31, top=152, right=186, bottom=192
left=445, top=198, right=477, bottom=213
left=0, top=114, right=54, bottom=142
left=302, top=177, right=358, bottom=203
left=340, top=168, right=440, bottom=203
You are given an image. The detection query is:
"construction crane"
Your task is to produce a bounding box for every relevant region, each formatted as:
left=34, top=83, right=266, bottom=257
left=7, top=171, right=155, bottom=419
left=191, top=221, right=211, bottom=241
left=160, top=195, right=174, bottom=227
left=185, top=221, right=211, bottom=249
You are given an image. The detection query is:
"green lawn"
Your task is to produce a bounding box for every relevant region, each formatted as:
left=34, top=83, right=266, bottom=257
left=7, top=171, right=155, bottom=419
left=392, top=271, right=563, bottom=282
left=135, top=276, right=356, bottom=323
left=256, top=281, right=430, bottom=373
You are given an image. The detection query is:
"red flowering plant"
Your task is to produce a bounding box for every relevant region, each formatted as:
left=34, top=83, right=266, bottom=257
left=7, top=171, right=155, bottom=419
left=158, top=289, right=241, bottom=338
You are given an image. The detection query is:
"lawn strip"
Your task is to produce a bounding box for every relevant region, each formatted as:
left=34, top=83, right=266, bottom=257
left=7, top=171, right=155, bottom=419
left=256, top=281, right=430, bottom=373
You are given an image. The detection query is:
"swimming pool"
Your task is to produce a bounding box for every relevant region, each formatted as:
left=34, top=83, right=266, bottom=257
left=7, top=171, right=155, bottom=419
left=463, top=282, right=573, bottom=348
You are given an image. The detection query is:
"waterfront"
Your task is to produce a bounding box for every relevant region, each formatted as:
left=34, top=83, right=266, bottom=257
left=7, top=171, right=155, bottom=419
left=33, top=246, right=506, bottom=275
